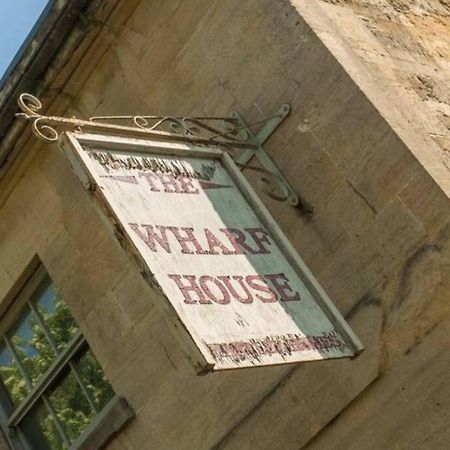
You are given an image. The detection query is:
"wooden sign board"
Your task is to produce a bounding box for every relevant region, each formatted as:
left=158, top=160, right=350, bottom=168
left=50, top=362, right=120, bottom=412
left=60, top=132, right=363, bottom=373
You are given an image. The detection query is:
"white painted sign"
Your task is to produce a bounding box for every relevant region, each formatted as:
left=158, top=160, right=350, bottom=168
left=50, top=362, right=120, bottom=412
left=61, top=132, right=363, bottom=372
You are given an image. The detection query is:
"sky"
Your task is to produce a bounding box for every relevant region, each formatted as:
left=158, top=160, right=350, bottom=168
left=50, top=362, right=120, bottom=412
left=0, top=0, right=49, bottom=80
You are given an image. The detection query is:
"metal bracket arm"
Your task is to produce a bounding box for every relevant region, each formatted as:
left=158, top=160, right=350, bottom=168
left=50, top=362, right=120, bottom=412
left=16, top=93, right=310, bottom=211
left=233, top=104, right=299, bottom=206
left=233, top=105, right=311, bottom=213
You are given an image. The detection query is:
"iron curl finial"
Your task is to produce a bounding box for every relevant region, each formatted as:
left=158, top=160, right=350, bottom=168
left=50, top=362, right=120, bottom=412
left=32, top=117, right=59, bottom=142
left=14, top=93, right=303, bottom=208
left=133, top=116, right=149, bottom=129
left=16, top=93, right=60, bottom=142
left=17, top=93, right=44, bottom=117
left=237, top=163, right=297, bottom=205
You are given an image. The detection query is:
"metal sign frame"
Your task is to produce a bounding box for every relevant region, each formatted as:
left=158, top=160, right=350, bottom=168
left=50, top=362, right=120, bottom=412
left=59, top=131, right=363, bottom=374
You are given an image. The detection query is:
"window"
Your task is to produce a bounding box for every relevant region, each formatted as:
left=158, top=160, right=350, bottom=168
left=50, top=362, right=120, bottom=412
left=0, top=266, right=115, bottom=449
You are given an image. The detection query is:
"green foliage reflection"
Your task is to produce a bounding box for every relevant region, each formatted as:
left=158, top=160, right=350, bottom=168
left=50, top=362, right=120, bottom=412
left=0, top=345, right=28, bottom=408
left=49, top=370, right=94, bottom=443
left=78, top=350, right=114, bottom=411
left=0, top=286, right=114, bottom=448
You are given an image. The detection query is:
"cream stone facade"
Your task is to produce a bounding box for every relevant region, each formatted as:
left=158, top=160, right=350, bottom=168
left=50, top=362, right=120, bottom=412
left=0, top=0, right=449, bottom=449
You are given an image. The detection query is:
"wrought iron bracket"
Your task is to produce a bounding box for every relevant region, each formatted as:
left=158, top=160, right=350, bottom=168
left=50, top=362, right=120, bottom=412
left=232, top=104, right=299, bottom=206
left=16, top=93, right=311, bottom=211
left=232, top=105, right=312, bottom=213
left=234, top=104, right=291, bottom=164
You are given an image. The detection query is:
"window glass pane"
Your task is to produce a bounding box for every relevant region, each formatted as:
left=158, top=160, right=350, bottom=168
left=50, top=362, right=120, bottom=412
left=21, top=400, right=66, bottom=450
left=34, top=280, right=78, bottom=353
left=0, top=269, right=117, bottom=449
left=77, top=349, right=114, bottom=411
left=0, top=342, right=28, bottom=409
left=49, top=369, right=94, bottom=442
left=8, top=306, right=55, bottom=385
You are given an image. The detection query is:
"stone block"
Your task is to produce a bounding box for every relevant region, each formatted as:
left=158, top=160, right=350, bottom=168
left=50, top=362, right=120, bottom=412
left=218, top=295, right=382, bottom=450
left=348, top=131, right=420, bottom=212
left=399, top=169, right=450, bottom=235
left=111, top=266, right=155, bottom=325
left=374, top=197, right=426, bottom=263
left=308, top=319, right=450, bottom=450
left=80, top=290, right=133, bottom=370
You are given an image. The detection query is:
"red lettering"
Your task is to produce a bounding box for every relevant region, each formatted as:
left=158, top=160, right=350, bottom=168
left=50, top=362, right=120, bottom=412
left=168, top=274, right=211, bottom=304
left=168, top=227, right=206, bottom=254
left=199, top=276, right=230, bottom=304
left=217, top=276, right=253, bottom=304
left=220, top=228, right=255, bottom=254
left=138, top=172, right=199, bottom=194
left=178, top=176, right=199, bottom=194
left=157, top=173, right=183, bottom=193
left=139, top=172, right=161, bottom=191
left=246, top=228, right=271, bottom=254
left=246, top=275, right=277, bottom=302
left=204, top=228, right=236, bottom=255
left=129, top=223, right=171, bottom=253
left=265, top=273, right=300, bottom=301
left=168, top=273, right=300, bottom=305
left=219, top=229, right=244, bottom=254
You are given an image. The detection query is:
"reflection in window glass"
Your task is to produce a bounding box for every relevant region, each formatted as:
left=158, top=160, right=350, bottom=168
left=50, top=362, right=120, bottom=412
left=0, top=343, right=28, bottom=408
left=49, top=369, right=94, bottom=442
left=8, top=307, right=55, bottom=385
left=34, top=281, right=79, bottom=353
left=77, top=349, right=114, bottom=411
left=0, top=268, right=117, bottom=449
left=22, top=400, right=65, bottom=450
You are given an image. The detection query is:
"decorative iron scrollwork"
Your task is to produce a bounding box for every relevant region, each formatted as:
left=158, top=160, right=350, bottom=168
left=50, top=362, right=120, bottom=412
left=237, top=163, right=293, bottom=204
left=16, top=93, right=308, bottom=210
left=17, top=93, right=59, bottom=142
left=92, top=113, right=249, bottom=144
left=17, top=92, right=43, bottom=116
left=16, top=93, right=255, bottom=147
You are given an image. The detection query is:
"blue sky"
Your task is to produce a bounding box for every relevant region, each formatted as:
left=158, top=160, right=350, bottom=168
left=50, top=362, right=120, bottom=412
left=0, top=0, right=49, bottom=79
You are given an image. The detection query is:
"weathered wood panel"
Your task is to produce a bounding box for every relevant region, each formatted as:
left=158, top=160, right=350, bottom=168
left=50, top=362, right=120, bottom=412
left=61, top=132, right=362, bottom=372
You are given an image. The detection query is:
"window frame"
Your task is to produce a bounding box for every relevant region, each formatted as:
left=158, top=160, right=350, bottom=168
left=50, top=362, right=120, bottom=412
left=0, top=264, right=120, bottom=449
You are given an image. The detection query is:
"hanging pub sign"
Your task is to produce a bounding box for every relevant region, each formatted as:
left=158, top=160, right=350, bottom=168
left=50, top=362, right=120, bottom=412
left=60, top=132, right=363, bottom=373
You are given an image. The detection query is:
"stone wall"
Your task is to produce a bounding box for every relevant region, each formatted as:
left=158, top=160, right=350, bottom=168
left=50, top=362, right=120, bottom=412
left=0, top=0, right=449, bottom=448
left=298, top=0, right=450, bottom=193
